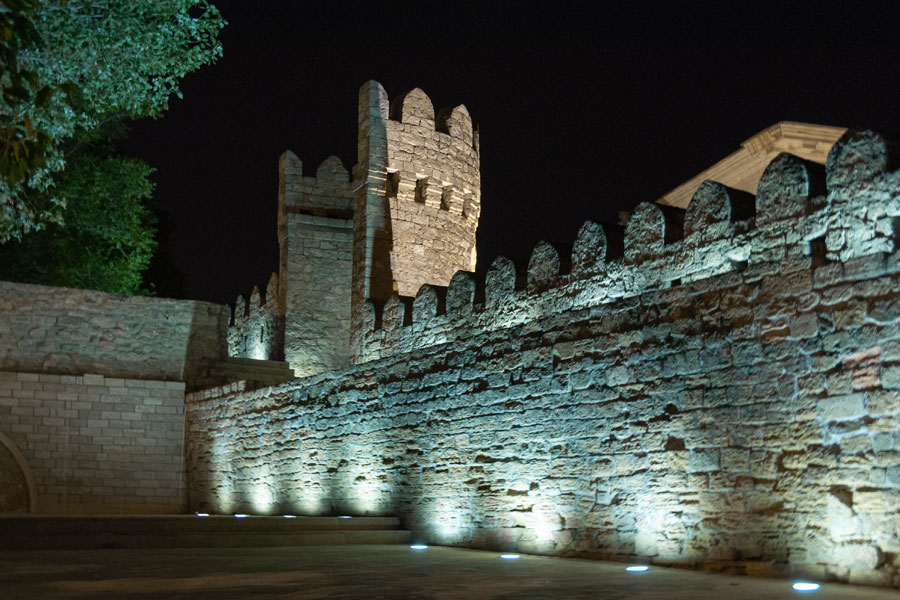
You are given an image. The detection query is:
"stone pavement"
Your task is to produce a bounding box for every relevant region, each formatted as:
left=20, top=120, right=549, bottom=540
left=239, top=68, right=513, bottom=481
left=1, top=545, right=898, bottom=599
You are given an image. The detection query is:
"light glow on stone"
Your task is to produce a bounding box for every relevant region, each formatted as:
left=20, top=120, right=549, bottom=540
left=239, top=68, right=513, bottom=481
left=234, top=513, right=248, bottom=518
left=626, top=565, right=650, bottom=572
left=249, top=463, right=275, bottom=514
left=792, top=582, right=820, bottom=592
left=410, top=544, right=428, bottom=550
left=528, top=509, right=560, bottom=543
left=500, top=554, right=520, bottom=560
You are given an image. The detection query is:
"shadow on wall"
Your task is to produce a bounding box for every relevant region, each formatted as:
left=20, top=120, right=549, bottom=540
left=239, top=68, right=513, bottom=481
left=0, top=431, right=37, bottom=514
left=184, top=301, right=229, bottom=391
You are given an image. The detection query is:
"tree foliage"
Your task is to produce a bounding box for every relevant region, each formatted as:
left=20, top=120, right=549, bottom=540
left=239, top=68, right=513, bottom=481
left=0, top=0, right=224, bottom=242
left=0, top=137, right=157, bottom=293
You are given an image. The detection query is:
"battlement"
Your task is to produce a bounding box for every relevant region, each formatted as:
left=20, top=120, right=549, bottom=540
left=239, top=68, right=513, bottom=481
left=357, top=130, right=900, bottom=362
left=381, top=87, right=480, bottom=222
left=385, top=88, right=478, bottom=206
left=351, top=81, right=482, bottom=357
left=227, top=271, right=283, bottom=361
left=279, top=151, right=353, bottom=218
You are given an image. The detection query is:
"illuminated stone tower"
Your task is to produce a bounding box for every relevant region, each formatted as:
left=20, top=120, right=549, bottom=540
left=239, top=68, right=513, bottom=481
left=277, top=152, right=354, bottom=377
left=351, top=81, right=481, bottom=357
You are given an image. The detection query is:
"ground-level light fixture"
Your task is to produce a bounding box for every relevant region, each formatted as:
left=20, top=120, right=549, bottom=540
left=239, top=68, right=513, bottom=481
left=410, top=544, right=428, bottom=550
left=282, top=515, right=297, bottom=519
left=195, top=512, right=209, bottom=517
left=338, top=515, right=352, bottom=519
left=500, top=554, right=520, bottom=560
left=792, top=582, right=821, bottom=592
left=234, top=513, right=248, bottom=518
left=626, top=565, right=650, bottom=572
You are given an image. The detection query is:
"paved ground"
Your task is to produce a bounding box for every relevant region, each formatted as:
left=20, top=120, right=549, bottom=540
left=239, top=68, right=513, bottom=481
left=0, top=544, right=897, bottom=599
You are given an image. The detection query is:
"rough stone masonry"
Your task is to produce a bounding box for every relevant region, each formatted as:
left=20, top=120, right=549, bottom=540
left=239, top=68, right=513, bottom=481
left=188, top=129, right=900, bottom=588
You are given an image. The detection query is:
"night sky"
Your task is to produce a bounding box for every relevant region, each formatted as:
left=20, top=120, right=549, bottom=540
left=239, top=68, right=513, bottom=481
left=122, top=1, right=900, bottom=305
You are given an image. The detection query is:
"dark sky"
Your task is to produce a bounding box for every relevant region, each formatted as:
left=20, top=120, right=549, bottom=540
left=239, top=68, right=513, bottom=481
left=123, top=1, right=900, bottom=304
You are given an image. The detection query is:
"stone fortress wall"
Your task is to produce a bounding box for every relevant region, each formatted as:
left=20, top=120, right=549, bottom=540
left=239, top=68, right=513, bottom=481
left=229, top=81, right=481, bottom=373
left=0, top=281, right=227, bottom=385
left=187, top=131, right=900, bottom=587
left=227, top=271, right=281, bottom=362
left=0, top=282, right=228, bottom=513
left=278, top=151, right=354, bottom=377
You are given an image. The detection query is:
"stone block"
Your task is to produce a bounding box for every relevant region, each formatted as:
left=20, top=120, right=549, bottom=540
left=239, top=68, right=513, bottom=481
left=833, top=543, right=880, bottom=571
left=689, top=449, right=720, bottom=473
left=82, top=373, right=105, bottom=386
left=818, top=394, right=866, bottom=422
left=881, top=365, right=900, bottom=389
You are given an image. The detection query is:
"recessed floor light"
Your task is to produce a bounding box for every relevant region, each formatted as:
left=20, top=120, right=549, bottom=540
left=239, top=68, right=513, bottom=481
left=282, top=515, right=296, bottom=519
left=338, top=515, right=352, bottom=519
left=792, top=582, right=820, bottom=592
left=500, top=554, right=520, bottom=560
left=410, top=544, right=428, bottom=550
left=195, top=512, right=209, bottom=517
left=234, top=513, right=248, bottom=518
left=626, top=565, right=650, bottom=572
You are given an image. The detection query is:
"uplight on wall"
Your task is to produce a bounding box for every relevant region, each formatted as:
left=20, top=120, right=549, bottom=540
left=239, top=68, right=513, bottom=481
left=792, top=582, right=820, bottom=592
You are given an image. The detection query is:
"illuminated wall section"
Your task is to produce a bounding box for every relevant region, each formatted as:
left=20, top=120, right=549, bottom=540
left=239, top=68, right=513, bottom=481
left=186, top=131, right=900, bottom=589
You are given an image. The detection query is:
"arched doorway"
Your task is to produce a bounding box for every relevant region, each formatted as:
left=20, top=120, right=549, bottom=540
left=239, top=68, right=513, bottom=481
left=0, top=431, right=37, bottom=514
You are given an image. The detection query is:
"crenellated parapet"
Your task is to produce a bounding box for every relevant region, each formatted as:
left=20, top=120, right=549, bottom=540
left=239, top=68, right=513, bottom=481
left=279, top=151, right=354, bottom=218
left=227, top=271, right=284, bottom=361
left=356, top=130, right=900, bottom=362
left=385, top=88, right=480, bottom=223
left=278, top=152, right=354, bottom=377
left=351, top=81, right=481, bottom=360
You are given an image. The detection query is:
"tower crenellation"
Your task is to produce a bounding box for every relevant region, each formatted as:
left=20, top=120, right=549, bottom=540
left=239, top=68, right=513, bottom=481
left=351, top=81, right=481, bottom=359
left=228, top=80, right=482, bottom=375
left=353, top=130, right=900, bottom=363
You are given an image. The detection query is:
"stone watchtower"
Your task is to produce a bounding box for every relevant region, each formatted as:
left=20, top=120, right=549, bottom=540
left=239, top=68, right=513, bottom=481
left=276, top=151, right=355, bottom=377
left=351, top=81, right=480, bottom=357
left=260, top=81, right=480, bottom=374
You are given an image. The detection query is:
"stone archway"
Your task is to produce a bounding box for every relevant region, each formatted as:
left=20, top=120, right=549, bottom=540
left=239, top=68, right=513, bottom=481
left=0, top=431, right=37, bottom=514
